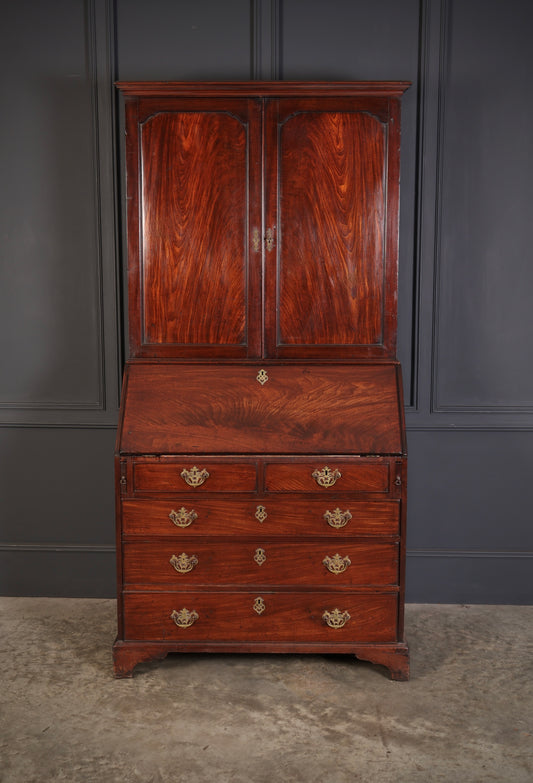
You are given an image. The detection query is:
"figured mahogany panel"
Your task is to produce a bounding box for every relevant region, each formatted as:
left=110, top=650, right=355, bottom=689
left=118, top=363, right=404, bottom=455
left=264, top=97, right=403, bottom=359
left=141, top=110, right=246, bottom=345
left=280, top=111, right=385, bottom=342
left=123, top=540, right=399, bottom=587
left=123, top=591, right=398, bottom=643
left=128, top=98, right=262, bottom=358
left=121, top=498, right=400, bottom=537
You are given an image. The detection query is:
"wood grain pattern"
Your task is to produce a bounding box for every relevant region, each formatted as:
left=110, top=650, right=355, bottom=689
left=132, top=461, right=257, bottom=494
left=122, top=540, right=399, bottom=587
left=277, top=111, right=385, bottom=346
left=264, top=461, right=390, bottom=493
left=119, top=363, right=404, bottom=455
left=141, top=111, right=248, bottom=346
left=122, top=591, right=398, bottom=643
left=115, top=82, right=409, bottom=681
left=121, top=498, right=400, bottom=537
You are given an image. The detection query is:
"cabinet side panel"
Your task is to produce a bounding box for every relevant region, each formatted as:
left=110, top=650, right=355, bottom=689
left=140, top=111, right=248, bottom=347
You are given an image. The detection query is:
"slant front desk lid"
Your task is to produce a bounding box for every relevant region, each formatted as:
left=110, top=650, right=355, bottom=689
left=118, top=364, right=405, bottom=456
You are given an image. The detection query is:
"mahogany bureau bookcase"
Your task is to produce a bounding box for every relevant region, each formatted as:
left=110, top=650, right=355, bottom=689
left=113, top=81, right=410, bottom=680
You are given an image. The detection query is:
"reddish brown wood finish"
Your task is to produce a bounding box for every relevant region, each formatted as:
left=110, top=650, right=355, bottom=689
left=119, top=363, right=404, bottom=455
left=122, top=591, right=398, bottom=643
left=121, top=498, right=400, bottom=537
left=264, top=99, right=395, bottom=358
left=121, top=83, right=407, bottom=361
left=116, top=81, right=411, bottom=97
left=125, top=97, right=262, bottom=359
left=141, top=111, right=248, bottom=347
left=122, top=540, right=399, bottom=587
left=131, top=460, right=258, bottom=494
left=115, top=82, right=410, bottom=681
left=264, top=460, right=391, bottom=494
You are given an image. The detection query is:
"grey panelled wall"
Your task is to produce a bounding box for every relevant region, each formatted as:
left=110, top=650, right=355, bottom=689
left=1, top=0, right=531, bottom=603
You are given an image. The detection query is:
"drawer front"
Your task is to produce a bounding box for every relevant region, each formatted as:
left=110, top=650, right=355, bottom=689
left=265, top=460, right=391, bottom=494
left=123, top=591, right=398, bottom=643
left=122, top=498, right=400, bottom=537
left=123, top=540, right=399, bottom=587
left=132, top=461, right=257, bottom=494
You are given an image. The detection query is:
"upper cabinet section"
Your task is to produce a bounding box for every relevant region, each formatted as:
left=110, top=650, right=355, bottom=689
left=118, top=82, right=409, bottom=360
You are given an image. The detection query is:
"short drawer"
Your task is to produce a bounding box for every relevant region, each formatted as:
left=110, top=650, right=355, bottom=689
left=121, top=498, right=400, bottom=537
left=123, top=591, right=398, bottom=643
left=265, top=460, right=391, bottom=494
left=123, top=540, right=399, bottom=587
left=132, top=460, right=257, bottom=494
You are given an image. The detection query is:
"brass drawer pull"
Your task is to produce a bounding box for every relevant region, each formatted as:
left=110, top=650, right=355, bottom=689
left=322, top=608, right=351, bottom=629
left=253, top=597, right=266, bottom=615
left=323, top=553, right=351, bottom=575
left=170, top=553, right=199, bottom=574
left=180, top=466, right=210, bottom=487
left=312, top=466, right=341, bottom=488
left=169, top=507, right=198, bottom=528
left=170, top=608, right=199, bottom=628
left=254, top=548, right=267, bottom=566
left=324, top=508, right=352, bottom=529
left=255, top=505, right=268, bottom=523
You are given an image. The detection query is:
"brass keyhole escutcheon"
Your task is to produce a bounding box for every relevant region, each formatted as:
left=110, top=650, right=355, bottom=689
left=256, top=369, right=268, bottom=385
left=254, top=548, right=267, bottom=566
left=255, top=505, right=267, bottom=523
left=253, top=597, right=266, bottom=615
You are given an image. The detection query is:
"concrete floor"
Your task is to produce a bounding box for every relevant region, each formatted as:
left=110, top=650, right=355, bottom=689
left=0, top=599, right=531, bottom=782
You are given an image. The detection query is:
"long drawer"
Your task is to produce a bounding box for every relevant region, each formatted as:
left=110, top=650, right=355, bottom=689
left=123, top=540, right=399, bottom=587
left=123, top=591, right=399, bottom=643
left=121, top=498, right=400, bottom=537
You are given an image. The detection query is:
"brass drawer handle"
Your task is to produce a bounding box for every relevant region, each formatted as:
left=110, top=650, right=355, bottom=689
left=255, top=505, right=267, bottom=523
left=170, top=553, right=198, bottom=574
left=180, top=466, right=210, bottom=487
left=253, top=597, right=266, bottom=615
left=170, top=608, right=199, bottom=628
left=323, top=553, right=351, bottom=574
left=312, top=466, right=341, bottom=488
left=324, top=508, right=352, bottom=529
left=322, top=608, right=351, bottom=629
left=254, top=548, right=267, bottom=566
left=169, top=507, right=198, bottom=528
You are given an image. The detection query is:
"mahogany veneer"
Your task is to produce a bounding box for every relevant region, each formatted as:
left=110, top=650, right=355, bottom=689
left=114, top=81, right=410, bottom=680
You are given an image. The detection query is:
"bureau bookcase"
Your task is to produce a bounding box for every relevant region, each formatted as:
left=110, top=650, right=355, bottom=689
left=113, top=81, right=410, bottom=680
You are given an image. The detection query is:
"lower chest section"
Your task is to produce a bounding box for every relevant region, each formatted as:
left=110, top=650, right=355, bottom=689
left=117, top=455, right=406, bottom=645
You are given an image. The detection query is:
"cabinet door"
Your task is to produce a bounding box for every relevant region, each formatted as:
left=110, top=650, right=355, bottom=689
left=125, top=97, right=262, bottom=358
left=264, top=97, right=401, bottom=359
